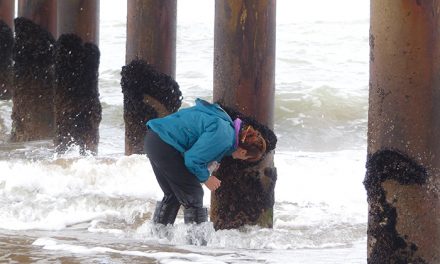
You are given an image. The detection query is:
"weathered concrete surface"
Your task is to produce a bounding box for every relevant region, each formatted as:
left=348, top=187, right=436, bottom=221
left=366, top=0, right=440, bottom=262
left=211, top=0, right=276, bottom=230
left=126, top=0, right=176, bottom=78
left=368, top=0, right=440, bottom=168
left=57, top=0, right=99, bottom=45
left=18, top=0, right=57, bottom=36
left=0, top=0, right=14, bottom=29
left=213, top=0, right=276, bottom=125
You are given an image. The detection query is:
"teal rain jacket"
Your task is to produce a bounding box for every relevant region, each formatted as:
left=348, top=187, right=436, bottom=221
left=146, top=98, right=236, bottom=182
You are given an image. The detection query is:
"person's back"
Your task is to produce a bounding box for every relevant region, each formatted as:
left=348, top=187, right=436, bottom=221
left=147, top=98, right=235, bottom=155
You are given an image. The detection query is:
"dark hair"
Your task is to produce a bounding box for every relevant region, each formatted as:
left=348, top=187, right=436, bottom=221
left=238, top=125, right=267, bottom=161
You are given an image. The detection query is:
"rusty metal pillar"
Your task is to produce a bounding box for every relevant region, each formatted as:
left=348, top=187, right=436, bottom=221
left=57, top=0, right=99, bottom=44
left=54, top=0, right=101, bottom=155
left=365, top=0, right=440, bottom=263
left=0, top=0, right=14, bottom=100
left=126, top=0, right=176, bottom=77
left=211, top=0, right=277, bottom=230
left=18, top=0, right=57, bottom=36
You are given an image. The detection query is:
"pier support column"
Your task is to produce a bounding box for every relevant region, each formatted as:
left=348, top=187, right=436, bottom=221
left=0, top=0, right=14, bottom=100
left=10, top=1, right=57, bottom=141
left=11, top=5, right=56, bottom=142
left=0, top=0, right=14, bottom=28
left=121, top=60, right=182, bottom=155
left=212, top=0, right=277, bottom=230
left=57, top=0, right=99, bottom=44
left=18, top=0, right=57, bottom=36
left=126, top=0, right=176, bottom=77
left=54, top=0, right=101, bottom=155
left=365, top=0, right=440, bottom=262
left=124, top=0, right=177, bottom=155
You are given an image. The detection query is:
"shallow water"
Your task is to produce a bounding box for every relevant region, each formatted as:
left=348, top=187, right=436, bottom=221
left=0, top=151, right=368, bottom=263
left=0, top=229, right=367, bottom=264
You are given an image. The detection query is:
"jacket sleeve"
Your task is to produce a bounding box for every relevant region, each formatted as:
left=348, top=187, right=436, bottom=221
left=183, top=121, right=233, bottom=182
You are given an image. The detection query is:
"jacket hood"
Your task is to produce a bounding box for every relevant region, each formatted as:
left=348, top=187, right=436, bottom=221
left=194, top=98, right=232, bottom=123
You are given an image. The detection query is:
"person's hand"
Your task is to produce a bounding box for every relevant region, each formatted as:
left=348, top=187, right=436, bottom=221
left=204, top=175, right=221, bottom=191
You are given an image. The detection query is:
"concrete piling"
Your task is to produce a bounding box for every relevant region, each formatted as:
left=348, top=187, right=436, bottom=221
left=0, top=0, right=14, bottom=100
left=0, top=24, right=13, bottom=101
left=211, top=0, right=277, bottom=230
left=54, top=0, right=101, bottom=155
left=365, top=0, right=440, bottom=262
left=53, top=34, right=101, bottom=155
left=18, top=0, right=57, bottom=37
left=0, top=0, right=14, bottom=29
left=10, top=17, right=55, bottom=142
left=212, top=105, right=277, bottom=230
left=9, top=1, right=57, bottom=140
left=57, top=0, right=99, bottom=44
left=124, top=0, right=178, bottom=155
left=126, top=0, right=176, bottom=77
left=121, top=59, right=182, bottom=155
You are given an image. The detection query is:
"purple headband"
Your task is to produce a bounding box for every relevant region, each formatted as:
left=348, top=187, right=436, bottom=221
left=233, top=118, right=242, bottom=148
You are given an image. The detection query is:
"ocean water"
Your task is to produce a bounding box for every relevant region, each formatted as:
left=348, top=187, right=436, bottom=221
left=0, top=0, right=370, bottom=263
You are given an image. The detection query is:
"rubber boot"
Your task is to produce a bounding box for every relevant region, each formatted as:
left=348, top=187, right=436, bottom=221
left=183, top=207, right=209, bottom=246
left=153, top=200, right=180, bottom=225
left=183, top=207, right=208, bottom=224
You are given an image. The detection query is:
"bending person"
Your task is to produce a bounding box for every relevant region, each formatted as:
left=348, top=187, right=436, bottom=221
left=144, top=98, right=266, bottom=225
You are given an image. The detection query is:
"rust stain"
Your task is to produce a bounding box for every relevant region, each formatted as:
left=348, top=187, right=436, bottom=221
left=240, top=7, right=247, bottom=31
left=227, top=0, right=240, bottom=32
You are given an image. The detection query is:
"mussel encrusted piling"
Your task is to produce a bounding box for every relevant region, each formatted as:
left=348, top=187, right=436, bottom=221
left=0, top=20, right=13, bottom=100
left=10, top=17, right=55, bottom=141
left=121, top=59, right=182, bottom=155
left=211, top=105, right=277, bottom=230
left=53, top=34, right=101, bottom=155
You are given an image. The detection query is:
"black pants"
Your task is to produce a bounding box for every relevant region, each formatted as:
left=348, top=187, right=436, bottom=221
left=144, top=129, right=204, bottom=209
